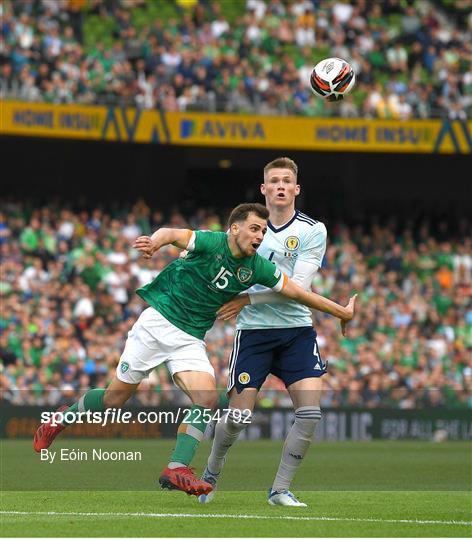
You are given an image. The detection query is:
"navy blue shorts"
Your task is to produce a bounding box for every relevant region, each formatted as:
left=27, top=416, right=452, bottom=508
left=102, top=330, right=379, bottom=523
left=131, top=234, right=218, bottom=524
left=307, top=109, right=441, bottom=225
left=227, top=327, right=327, bottom=394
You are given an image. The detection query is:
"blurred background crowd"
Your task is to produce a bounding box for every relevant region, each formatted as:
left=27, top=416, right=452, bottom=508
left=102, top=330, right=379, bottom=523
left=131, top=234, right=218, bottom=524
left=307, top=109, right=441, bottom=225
left=1, top=0, right=471, bottom=118
left=1, top=200, right=471, bottom=409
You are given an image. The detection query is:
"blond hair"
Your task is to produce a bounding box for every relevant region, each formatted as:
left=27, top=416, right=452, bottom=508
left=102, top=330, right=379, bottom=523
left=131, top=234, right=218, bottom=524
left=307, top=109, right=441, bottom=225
left=263, top=157, right=298, bottom=180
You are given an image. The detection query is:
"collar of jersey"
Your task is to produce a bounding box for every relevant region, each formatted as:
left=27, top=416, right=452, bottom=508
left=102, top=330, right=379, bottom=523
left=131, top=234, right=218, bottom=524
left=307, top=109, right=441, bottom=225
left=268, top=210, right=298, bottom=233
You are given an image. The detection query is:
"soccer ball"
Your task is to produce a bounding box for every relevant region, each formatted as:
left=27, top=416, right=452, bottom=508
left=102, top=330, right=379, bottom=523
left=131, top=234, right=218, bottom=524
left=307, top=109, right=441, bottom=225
left=310, top=57, right=356, bottom=102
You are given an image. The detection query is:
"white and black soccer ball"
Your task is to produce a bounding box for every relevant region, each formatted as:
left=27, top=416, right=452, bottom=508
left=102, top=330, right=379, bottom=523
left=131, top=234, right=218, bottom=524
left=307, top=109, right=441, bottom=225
left=310, top=57, right=356, bottom=102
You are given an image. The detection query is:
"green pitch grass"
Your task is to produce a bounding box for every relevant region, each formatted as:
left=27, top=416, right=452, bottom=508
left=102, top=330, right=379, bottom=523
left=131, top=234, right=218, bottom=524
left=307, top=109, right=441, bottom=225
left=1, top=439, right=471, bottom=537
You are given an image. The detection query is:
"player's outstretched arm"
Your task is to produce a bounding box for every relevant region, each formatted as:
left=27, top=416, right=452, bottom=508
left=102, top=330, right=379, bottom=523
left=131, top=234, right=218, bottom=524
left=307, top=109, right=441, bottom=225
left=217, top=278, right=357, bottom=335
left=281, top=278, right=357, bottom=324
left=133, top=228, right=193, bottom=258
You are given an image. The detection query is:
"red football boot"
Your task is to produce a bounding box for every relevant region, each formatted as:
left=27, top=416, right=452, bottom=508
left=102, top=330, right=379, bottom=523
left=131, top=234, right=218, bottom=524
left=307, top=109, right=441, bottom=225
left=33, top=405, right=68, bottom=452
left=159, top=466, right=213, bottom=497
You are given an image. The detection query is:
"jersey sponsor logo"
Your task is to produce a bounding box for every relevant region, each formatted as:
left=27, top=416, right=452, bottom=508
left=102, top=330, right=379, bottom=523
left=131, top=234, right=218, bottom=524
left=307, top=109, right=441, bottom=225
left=236, top=266, right=253, bottom=283
left=284, top=236, right=299, bottom=251
left=238, top=372, right=251, bottom=384
left=120, top=362, right=129, bottom=373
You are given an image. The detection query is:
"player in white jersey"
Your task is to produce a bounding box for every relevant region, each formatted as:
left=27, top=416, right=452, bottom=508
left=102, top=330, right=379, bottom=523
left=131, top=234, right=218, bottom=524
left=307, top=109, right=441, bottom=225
left=199, top=157, right=337, bottom=507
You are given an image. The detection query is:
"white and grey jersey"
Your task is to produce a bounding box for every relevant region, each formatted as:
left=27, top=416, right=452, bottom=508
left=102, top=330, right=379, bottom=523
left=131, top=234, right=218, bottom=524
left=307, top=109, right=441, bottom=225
left=236, top=210, right=327, bottom=330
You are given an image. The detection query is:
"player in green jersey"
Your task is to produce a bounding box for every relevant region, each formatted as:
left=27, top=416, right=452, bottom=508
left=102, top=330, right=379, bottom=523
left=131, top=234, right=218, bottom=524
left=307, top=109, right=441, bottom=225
left=33, top=203, right=356, bottom=497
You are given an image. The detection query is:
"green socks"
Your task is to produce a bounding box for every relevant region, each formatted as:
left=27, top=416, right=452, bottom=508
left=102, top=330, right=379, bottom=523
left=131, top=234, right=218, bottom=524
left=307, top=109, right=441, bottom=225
left=62, top=388, right=105, bottom=425
left=169, top=405, right=211, bottom=466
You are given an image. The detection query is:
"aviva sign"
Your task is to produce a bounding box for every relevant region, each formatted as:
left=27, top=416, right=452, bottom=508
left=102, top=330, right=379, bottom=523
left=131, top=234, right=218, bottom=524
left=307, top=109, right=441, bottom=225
left=1, top=101, right=471, bottom=154
left=179, top=118, right=265, bottom=141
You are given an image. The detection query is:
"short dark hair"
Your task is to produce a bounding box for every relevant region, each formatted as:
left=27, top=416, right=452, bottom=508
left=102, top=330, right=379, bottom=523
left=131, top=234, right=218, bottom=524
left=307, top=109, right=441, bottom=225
left=264, top=157, right=298, bottom=179
left=228, top=203, right=269, bottom=227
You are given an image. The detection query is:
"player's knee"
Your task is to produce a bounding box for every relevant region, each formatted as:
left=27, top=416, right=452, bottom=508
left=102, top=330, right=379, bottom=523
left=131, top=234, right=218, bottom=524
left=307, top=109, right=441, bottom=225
left=194, top=391, right=219, bottom=410
left=294, top=406, right=321, bottom=439
left=225, top=408, right=252, bottom=433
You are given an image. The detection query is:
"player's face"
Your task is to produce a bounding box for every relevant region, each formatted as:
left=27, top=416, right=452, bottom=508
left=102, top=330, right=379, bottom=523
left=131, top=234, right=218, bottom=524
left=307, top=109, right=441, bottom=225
left=261, top=168, right=300, bottom=208
left=231, top=213, right=267, bottom=257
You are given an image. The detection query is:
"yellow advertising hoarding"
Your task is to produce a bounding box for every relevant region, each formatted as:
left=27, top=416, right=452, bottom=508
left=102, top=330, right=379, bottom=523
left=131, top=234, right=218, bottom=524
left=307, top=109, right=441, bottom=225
left=1, top=101, right=471, bottom=154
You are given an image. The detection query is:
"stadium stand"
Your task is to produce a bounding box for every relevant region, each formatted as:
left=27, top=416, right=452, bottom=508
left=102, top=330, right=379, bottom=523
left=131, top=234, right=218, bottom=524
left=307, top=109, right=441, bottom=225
left=1, top=201, right=470, bottom=408
left=1, top=0, right=471, bottom=118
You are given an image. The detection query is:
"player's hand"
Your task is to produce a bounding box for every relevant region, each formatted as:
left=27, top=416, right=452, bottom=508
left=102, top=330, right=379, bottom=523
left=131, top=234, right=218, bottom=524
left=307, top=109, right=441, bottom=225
left=340, top=293, right=357, bottom=336
left=133, top=236, right=155, bottom=258
left=216, top=294, right=250, bottom=321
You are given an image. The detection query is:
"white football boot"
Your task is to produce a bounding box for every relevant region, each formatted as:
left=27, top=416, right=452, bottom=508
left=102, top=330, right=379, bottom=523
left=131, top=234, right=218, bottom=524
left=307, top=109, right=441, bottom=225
left=268, top=489, right=307, bottom=507
left=197, top=467, right=220, bottom=503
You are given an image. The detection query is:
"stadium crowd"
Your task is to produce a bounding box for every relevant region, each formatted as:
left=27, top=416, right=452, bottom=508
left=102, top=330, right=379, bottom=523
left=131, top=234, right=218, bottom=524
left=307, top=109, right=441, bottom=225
left=1, top=0, right=471, bottom=118
left=1, top=200, right=471, bottom=409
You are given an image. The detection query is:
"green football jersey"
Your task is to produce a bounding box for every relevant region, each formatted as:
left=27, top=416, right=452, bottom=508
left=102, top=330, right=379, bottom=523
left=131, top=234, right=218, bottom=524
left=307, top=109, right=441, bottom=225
left=136, top=231, right=284, bottom=339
